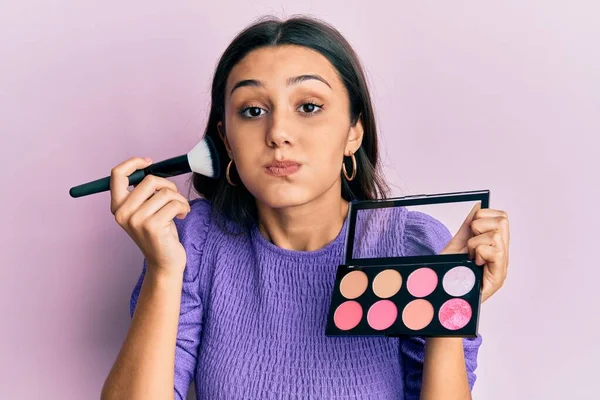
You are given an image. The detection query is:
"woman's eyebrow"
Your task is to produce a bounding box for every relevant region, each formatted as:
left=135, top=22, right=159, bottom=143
left=229, top=74, right=332, bottom=98
left=287, top=74, right=332, bottom=89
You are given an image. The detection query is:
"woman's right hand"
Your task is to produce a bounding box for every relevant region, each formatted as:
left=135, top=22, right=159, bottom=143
left=109, top=156, right=191, bottom=278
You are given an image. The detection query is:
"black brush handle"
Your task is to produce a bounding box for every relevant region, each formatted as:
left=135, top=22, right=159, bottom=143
left=69, top=154, right=190, bottom=198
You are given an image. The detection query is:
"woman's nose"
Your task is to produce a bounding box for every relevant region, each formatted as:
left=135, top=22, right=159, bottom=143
left=265, top=109, right=293, bottom=147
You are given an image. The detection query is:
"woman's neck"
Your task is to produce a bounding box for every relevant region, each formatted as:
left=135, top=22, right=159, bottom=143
left=256, top=193, right=349, bottom=252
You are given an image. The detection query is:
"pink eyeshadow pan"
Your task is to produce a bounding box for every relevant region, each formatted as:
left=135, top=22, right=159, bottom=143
left=367, top=300, right=397, bottom=330
left=406, top=267, right=438, bottom=297
left=439, top=298, right=472, bottom=330
left=333, top=301, right=363, bottom=330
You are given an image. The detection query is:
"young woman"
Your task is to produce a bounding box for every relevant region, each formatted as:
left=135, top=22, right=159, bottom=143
left=101, top=16, right=510, bottom=400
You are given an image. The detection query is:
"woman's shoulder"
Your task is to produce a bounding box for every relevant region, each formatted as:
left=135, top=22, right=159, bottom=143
left=174, top=197, right=250, bottom=248
left=187, top=197, right=213, bottom=220
left=172, top=197, right=214, bottom=250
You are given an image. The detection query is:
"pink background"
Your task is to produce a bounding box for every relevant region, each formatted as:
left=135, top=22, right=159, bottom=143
left=1, top=1, right=598, bottom=399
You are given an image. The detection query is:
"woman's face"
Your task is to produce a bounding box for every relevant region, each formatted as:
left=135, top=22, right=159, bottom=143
left=219, top=44, right=364, bottom=209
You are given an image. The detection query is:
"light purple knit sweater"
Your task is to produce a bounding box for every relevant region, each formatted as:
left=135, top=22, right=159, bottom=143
left=129, top=198, right=482, bottom=400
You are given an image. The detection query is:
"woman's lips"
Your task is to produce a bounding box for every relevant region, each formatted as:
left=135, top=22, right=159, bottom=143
left=265, top=164, right=301, bottom=177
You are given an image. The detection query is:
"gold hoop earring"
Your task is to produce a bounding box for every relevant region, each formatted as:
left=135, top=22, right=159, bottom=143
left=342, top=153, right=357, bottom=181
left=226, top=159, right=239, bottom=186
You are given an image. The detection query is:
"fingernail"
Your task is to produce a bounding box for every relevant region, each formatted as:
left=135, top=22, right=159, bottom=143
left=144, top=157, right=152, bottom=162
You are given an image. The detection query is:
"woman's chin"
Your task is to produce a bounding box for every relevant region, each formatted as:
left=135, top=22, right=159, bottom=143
left=252, top=186, right=313, bottom=209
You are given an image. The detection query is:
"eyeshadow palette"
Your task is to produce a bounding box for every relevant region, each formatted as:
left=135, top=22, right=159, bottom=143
left=325, top=189, right=490, bottom=338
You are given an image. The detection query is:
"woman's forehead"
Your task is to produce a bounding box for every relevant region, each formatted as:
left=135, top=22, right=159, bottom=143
left=226, top=45, right=342, bottom=92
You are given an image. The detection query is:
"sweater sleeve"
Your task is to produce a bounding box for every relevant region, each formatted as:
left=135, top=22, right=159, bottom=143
left=129, top=198, right=212, bottom=400
left=400, top=210, right=482, bottom=400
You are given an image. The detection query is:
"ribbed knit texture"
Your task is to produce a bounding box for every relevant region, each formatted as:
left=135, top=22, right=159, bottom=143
left=130, top=198, right=482, bottom=400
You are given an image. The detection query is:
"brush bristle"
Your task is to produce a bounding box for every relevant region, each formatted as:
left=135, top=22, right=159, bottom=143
left=187, top=136, right=221, bottom=179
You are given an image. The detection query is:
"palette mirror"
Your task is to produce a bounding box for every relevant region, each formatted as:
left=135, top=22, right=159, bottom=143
left=349, top=198, right=484, bottom=260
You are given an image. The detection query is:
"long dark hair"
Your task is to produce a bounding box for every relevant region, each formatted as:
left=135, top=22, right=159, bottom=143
left=189, top=15, right=390, bottom=232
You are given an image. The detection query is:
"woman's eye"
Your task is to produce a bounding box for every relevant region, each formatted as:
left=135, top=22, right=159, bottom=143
left=240, top=103, right=323, bottom=118
left=298, top=102, right=323, bottom=114
left=241, top=107, right=266, bottom=118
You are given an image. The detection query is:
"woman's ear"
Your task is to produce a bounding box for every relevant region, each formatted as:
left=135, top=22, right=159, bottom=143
left=345, top=114, right=364, bottom=155
left=217, top=121, right=233, bottom=156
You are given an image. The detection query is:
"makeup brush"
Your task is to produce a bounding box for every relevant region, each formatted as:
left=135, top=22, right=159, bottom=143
left=69, top=136, right=221, bottom=198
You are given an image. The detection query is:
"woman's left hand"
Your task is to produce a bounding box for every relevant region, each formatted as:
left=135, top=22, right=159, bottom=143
left=440, top=203, right=510, bottom=303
